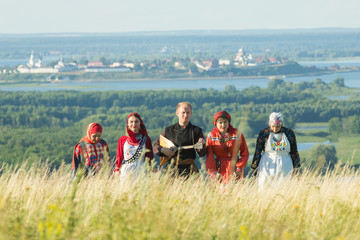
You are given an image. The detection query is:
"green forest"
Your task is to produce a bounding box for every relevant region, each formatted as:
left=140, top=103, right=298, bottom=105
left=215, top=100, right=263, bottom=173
left=1, top=77, right=360, bottom=173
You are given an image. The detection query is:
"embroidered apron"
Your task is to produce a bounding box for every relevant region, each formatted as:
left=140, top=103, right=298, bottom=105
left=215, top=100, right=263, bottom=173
left=257, top=132, right=293, bottom=190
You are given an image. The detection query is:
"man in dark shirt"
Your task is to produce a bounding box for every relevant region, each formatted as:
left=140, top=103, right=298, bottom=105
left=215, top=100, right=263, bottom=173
left=153, top=102, right=207, bottom=176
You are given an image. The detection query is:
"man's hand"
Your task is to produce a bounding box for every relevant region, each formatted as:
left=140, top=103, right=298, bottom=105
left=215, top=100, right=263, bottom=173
left=197, top=138, right=205, bottom=145
left=161, top=147, right=176, bottom=157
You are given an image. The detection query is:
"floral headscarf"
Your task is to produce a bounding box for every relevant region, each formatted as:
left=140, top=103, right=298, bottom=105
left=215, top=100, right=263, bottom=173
left=126, top=113, right=149, bottom=143
left=212, top=111, right=231, bottom=126
left=212, top=111, right=235, bottom=134
left=269, top=112, right=284, bottom=126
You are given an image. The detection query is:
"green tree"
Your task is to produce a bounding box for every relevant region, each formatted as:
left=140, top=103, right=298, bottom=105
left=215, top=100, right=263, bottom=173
left=328, top=117, right=342, bottom=136
left=238, top=119, right=253, bottom=138
left=224, top=85, right=236, bottom=93
left=79, top=58, right=88, bottom=65
left=267, top=78, right=285, bottom=90
left=343, top=115, right=360, bottom=134
left=310, top=144, right=338, bottom=174
left=332, top=77, right=345, bottom=87
left=99, top=57, right=110, bottom=66
left=189, top=64, right=199, bottom=73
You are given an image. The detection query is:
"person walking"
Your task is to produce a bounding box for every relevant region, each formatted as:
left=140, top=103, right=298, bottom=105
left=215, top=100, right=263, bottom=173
left=206, top=111, right=249, bottom=183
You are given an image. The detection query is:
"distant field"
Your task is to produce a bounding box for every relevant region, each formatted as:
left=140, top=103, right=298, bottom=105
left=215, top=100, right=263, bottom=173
left=334, top=136, right=360, bottom=163
left=295, top=122, right=328, bottom=143
left=295, top=122, right=329, bottom=128
left=1, top=163, right=360, bottom=239
left=294, top=122, right=360, bottom=165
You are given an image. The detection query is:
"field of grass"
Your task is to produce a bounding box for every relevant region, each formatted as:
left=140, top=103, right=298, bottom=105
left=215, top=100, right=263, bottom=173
left=1, top=162, right=360, bottom=240
left=334, top=136, right=360, bottom=164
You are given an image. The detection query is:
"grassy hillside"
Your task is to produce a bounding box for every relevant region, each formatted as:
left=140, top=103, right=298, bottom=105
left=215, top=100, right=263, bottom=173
left=1, top=162, right=360, bottom=239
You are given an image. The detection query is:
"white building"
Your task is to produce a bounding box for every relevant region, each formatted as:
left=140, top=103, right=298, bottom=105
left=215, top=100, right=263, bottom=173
left=219, top=59, right=231, bottom=66
left=17, top=52, right=78, bottom=73
left=18, top=51, right=58, bottom=73
left=54, top=58, right=78, bottom=72
left=123, top=62, right=135, bottom=68
left=233, top=48, right=253, bottom=66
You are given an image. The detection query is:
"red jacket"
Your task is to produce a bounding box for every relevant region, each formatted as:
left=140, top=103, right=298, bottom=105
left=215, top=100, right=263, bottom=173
left=206, top=127, right=249, bottom=182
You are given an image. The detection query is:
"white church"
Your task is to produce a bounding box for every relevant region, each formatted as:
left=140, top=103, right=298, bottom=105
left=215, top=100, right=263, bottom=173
left=17, top=51, right=59, bottom=73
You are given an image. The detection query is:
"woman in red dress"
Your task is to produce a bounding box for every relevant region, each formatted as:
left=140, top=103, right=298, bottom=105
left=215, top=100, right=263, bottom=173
left=206, top=111, right=249, bottom=183
left=114, top=113, right=154, bottom=178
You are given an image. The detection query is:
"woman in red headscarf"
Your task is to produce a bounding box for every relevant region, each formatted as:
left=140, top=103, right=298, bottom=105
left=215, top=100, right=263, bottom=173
left=72, top=122, right=111, bottom=179
left=206, top=111, right=249, bottom=183
left=114, top=113, right=154, bottom=177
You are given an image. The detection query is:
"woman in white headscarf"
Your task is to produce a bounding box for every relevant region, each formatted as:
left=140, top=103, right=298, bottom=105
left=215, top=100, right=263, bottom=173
left=251, top=112, right=300, bottom=190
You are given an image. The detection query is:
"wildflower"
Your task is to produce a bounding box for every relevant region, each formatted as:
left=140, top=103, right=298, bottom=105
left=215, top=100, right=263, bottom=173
left=239, top=225, right=249, bottom=240
left=48, top=204, right=57, bottom=210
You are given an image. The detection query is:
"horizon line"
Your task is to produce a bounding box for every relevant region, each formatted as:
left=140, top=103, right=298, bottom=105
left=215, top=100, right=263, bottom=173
left=1, top=27, right=360, bottom=36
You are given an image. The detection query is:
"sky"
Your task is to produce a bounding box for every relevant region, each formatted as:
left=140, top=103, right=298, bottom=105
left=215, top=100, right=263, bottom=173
left=0, top=0, right=359, bottom=33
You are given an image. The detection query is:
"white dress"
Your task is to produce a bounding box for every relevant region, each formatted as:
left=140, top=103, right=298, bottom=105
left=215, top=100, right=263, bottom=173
left=257, top=132, right=294, bottom=190
left=120, top=135, right=147, bottom=179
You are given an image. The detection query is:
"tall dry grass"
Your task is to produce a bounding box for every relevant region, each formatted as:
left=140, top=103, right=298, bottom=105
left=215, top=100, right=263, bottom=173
left=1, top=162, right=360, bottom=240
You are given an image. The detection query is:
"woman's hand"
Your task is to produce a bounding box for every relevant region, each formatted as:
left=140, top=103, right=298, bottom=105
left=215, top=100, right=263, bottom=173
left=93, top=162, right=102, bottom=172
left=235, top=171, right=244, bottom=180
left=292, top=168, right=299, bottom=177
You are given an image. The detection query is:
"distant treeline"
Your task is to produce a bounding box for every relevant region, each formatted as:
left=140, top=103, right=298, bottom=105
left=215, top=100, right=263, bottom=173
left=0, top=77, right=357, bottom=130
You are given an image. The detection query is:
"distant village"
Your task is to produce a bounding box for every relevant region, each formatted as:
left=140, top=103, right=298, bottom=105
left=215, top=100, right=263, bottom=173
left=0, top=49, right=287, bottom=74
left=1, top=49, right=354, bottom=79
